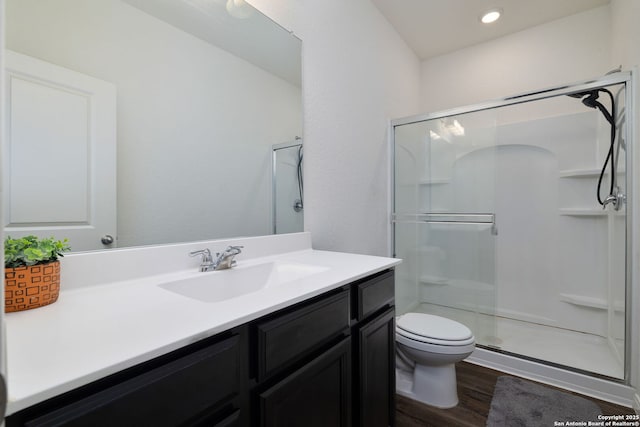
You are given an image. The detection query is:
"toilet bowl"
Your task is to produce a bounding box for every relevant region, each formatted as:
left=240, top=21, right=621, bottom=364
left=395, top=312, right=475, bottom=409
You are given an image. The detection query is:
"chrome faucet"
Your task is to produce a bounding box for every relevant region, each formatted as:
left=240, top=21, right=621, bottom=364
left=189, top=246, right=243, bottom=272
left=212, top=245, right=243, bottom=270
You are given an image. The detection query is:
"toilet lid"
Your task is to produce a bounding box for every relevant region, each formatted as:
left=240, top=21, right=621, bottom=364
left=397, top=313, right=473, bottom=342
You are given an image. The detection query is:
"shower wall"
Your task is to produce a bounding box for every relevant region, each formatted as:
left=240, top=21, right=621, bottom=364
left=490, top=111, right=622, bottom=338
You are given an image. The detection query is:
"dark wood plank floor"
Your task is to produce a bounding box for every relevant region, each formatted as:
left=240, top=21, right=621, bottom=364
left=396, top=362, right=635, bottom=427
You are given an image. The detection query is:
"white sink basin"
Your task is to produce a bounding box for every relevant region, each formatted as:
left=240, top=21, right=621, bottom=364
left=158, top=261, right=329, bottom=302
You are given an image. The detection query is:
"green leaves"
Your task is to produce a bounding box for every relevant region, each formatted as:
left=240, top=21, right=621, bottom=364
left=4, top=235, right=71, bottom=268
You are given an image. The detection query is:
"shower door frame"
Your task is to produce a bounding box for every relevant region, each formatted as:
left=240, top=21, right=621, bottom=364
left=390, top=71, right=636, bottom=386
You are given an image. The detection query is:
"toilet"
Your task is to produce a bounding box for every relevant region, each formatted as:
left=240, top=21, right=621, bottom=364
left=395, top=312, right=475, bottom=409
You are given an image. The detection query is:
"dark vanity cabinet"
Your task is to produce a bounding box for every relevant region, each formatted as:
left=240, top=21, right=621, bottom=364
left=252, top=289, right=353, bottom=427
left=251, top=269, right=395, bottom=427
left=353, top=270, right=396, bottom=427
left=7, top=269, right=395, bottom=427
left=7, top=328, right=249, bottom=427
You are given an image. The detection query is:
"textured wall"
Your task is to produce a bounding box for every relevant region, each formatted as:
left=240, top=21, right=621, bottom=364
left=248, top=0, right=422, bottom=256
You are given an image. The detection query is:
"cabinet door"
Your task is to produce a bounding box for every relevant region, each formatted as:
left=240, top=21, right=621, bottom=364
left=22, top=335, right=241, bottom=427
left=357, top=307, right=395, bottom=427
left=259, top=338, right=351, bottom=427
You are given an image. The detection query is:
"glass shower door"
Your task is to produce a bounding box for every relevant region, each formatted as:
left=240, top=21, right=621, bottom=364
left=393, top=77, right=629, bottom=380
left=393, top=110, right=499, bottom=348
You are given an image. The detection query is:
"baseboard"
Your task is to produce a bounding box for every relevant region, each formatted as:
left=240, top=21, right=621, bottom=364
left=633, top=392, right=640, bottom=415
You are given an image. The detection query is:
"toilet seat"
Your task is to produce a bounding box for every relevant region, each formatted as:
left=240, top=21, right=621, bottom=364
left=396, top=332, right=476, bottom=355
left=396, top=313, right=475, bottom=347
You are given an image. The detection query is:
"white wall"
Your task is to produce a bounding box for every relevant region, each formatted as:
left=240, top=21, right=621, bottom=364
left=610, top=0, right=640, bottom=406
left=420, top=6, right=612, bottom=113
left=611, top=0, right=640, bottom=71
left=247, top=0, right=422, bottom=256
left=6, top=0, right=302, bottom=248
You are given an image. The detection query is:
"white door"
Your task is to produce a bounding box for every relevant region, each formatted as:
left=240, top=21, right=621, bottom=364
left=3, top=51, right=117, bottom=252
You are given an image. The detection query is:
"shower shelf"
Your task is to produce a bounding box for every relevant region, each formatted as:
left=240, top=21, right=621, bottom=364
left=559, top=168, right=624, bottom=178
left=419, top=274, right=448, bottom=285
left=419, top=275, right=493, bottom=291
left=558, top=208, right=624, bottom=216
left=559, top=293, right=624, bottom=312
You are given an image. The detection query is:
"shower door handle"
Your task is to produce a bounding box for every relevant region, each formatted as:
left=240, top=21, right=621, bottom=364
left=392, top=212, right=495, bottom=224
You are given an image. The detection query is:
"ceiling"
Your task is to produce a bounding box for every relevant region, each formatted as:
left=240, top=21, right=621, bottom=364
left=370, top=0, right=610, bottom=60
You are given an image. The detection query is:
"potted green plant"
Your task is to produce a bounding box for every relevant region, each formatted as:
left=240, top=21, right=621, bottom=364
left=4, top=235, right=70, bottom=312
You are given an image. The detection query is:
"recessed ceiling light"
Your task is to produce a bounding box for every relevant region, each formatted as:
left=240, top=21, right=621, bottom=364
left=480, top=8, right=502, bottom=24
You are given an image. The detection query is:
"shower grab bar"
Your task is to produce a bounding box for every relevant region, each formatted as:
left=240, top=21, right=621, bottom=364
left=392, top=213, right=497, bottom=234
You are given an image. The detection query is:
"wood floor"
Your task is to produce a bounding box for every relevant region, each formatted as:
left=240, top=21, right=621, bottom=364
left=395, top=362, right=635, bottom=427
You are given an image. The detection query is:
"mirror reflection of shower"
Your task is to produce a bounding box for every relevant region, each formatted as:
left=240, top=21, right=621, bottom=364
left=272, top=138, right=304, bottom=234
left=294, top=144, right=304, bottom=212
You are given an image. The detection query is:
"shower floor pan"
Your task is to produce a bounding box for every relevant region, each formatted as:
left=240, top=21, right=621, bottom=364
left=416, top=303, right=624, bottom=380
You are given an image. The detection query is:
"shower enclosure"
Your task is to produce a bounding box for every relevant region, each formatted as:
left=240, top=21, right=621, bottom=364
left=392, top=72, right=633, bottom=383
left=272, top=139, right=304, bottom=234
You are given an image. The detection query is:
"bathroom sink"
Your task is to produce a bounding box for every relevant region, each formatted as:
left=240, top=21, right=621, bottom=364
left=158, top=261, right=329, bottom=302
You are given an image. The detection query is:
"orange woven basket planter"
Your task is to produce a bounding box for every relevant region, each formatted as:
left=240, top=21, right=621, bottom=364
left=5, top=260, right=60, bottom=313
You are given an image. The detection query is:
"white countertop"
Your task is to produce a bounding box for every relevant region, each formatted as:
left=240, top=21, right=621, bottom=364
left=5, top=246, right=400, bottom=415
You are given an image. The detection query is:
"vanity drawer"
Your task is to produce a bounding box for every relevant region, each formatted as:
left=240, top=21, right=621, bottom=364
left=23, top=335, right=241, bottom=427
left=355, top=270, right=394, bottom=321
left=256, top=290, right=350, bottom=381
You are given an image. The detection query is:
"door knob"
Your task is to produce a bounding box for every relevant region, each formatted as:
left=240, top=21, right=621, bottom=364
left=101, top=234, right=115, bottom=245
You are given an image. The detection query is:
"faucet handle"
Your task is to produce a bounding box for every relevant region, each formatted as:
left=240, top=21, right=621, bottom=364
left=189, top=248, right=212, bottom=263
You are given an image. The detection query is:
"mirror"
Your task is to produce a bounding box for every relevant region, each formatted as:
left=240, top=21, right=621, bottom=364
left=3, top=0, right=302, bottom=252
